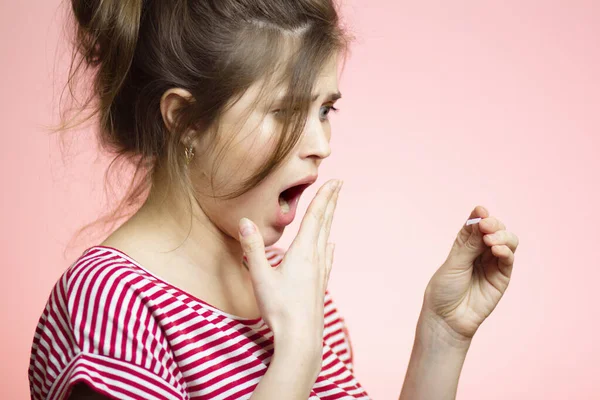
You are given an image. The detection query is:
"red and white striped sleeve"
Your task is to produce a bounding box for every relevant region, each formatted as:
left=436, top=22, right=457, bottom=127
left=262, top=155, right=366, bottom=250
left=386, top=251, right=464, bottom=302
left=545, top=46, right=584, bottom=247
left=340, top=315, right=355, bottom=369
left=28, top=260, right=188, bottom=400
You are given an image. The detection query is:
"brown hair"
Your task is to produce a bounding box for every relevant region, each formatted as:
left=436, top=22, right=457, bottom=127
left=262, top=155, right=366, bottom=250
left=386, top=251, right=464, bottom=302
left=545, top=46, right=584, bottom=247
left=61, top=0, right=354, bottom=246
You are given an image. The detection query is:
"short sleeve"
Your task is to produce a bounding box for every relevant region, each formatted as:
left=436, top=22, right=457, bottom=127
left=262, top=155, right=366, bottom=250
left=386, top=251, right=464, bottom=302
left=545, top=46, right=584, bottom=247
left=340, top=318, right=355, bottom=369
left=322, top=290, right=356, bottom=372
left=28, top=260, right=189, bottom=400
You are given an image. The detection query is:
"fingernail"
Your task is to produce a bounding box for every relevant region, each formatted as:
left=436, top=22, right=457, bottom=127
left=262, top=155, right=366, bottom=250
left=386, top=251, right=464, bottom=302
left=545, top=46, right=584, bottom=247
left=239, top=218, right=255, bottom=237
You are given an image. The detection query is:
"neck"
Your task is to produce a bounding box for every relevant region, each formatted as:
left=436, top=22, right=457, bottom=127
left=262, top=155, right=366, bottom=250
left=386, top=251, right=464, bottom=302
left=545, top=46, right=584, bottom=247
left=127, top=174, right=247, bottom=278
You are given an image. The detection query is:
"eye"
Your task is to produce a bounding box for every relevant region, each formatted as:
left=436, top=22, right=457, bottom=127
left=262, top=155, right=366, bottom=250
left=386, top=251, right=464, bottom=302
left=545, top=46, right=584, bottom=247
left=273, top=105, right=340, bottom=121
left=320, top=105, right=339, bottom=121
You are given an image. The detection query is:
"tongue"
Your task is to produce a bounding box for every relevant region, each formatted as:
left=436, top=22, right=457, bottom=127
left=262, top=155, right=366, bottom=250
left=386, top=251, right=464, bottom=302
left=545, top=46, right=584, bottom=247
left=276, top=186, right=303, bottom=227
left=279, top=195, right=290, bottom=213
left=279, top=185, right=301, bottom=215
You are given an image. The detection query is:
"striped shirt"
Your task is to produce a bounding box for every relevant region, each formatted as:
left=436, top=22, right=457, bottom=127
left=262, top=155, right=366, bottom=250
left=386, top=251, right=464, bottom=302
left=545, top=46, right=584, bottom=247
left=29, top=245, right=370, bottom=399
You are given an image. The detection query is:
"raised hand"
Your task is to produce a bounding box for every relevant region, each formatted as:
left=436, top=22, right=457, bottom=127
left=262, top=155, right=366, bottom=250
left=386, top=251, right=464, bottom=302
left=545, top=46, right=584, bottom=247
left=422, top=205, right=519, bottom=342
left=237, top=179, right=342, bottom=349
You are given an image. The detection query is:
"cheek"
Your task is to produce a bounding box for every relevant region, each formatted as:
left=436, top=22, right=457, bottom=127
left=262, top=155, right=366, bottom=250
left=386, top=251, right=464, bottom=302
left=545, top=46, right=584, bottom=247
left=193, top=116, right=284, bottom=241
left=201, top=188, right=284, bottom=245
left=214, top=123, right=278, bottom=191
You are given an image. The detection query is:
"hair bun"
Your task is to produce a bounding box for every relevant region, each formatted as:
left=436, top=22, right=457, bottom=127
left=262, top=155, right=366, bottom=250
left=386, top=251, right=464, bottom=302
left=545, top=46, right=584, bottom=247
left=71, top=0, right=143, bottom=67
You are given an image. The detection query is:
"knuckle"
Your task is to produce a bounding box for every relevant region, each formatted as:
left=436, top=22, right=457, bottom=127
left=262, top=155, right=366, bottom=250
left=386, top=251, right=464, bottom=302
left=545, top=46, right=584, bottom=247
left=496, top=230, right=506, bottom=242
left=513, top=234, right=519, bottom=250
left=310, top=209, right=324, bottom=224
left=244, top=238, right=262, bottom=253
left=465, top=239, right=479, bottom=251
left=464, top=234, right=481, bottom=251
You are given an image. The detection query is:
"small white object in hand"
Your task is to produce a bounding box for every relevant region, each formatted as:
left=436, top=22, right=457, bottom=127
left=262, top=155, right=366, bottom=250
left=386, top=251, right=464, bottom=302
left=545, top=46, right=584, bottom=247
left=466, top=217, right=482, bottom=226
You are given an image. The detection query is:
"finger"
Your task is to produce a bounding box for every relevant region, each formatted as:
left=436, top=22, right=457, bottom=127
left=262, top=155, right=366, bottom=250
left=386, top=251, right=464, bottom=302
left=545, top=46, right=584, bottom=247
left=479, top=216, right=506, bottom=234
left=319, top=181, right=342, bottom=257
left=481, top=247, right=495, bottom=265
left=294, top=179, right=339, bottom=247
left=238, top=217, right=271, bottom=281
left=491, top=244, right=515, bottom=269
left=450, top=206, right=490, bottom=268
left=464, top=206, right=490, bottom=233
left=324, top=242, right=335, bottom=290
left=483, top=230, right=519, bottom=253
left=455, top=206, right=489, bottom=248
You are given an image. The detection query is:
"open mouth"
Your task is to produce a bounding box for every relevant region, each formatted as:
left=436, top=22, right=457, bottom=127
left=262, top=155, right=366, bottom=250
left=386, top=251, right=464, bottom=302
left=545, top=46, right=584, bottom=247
left=278, top=183, right=311, bottom=214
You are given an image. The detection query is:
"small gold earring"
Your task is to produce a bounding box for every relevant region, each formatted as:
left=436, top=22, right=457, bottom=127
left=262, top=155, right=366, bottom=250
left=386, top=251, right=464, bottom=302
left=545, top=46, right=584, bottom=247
left=184, top=145, right=195, bottom=165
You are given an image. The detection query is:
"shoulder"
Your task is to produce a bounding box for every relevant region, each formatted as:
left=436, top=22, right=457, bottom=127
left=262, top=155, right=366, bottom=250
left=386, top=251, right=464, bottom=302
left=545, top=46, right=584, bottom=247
left=66, top=247, right=165, bottom=347
left=66, top=246, right=151, bottom=297
left=29, top=247, right=188, bottom=400
left=66, top=245, right=148, bottom=291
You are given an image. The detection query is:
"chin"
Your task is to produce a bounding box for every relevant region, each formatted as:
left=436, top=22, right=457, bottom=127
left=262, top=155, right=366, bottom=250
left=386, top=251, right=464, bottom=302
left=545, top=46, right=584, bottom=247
left=262, top=225, right=285, bottom=247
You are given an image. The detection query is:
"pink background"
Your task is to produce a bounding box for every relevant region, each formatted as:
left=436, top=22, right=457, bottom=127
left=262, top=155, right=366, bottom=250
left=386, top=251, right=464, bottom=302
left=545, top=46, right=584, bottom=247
left=2, top=0, right=599, bottom=398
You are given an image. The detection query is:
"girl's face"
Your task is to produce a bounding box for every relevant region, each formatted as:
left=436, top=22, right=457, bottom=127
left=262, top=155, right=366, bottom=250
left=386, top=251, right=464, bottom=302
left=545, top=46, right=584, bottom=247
left=192, top=54, right=341, bottom=246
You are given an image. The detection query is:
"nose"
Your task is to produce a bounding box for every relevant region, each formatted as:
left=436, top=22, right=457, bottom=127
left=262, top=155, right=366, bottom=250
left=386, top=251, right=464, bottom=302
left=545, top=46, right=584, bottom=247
left=298, top=114, right=332, bottom=162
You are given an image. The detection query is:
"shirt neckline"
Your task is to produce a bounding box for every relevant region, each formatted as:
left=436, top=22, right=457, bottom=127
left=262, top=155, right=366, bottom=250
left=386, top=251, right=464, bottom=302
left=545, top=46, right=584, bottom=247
left=83, top=245, right=266, bottom=326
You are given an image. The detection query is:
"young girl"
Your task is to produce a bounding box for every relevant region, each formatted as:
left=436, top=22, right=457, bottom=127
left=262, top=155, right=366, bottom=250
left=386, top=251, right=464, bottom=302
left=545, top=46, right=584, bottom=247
left=28, top=1, right=519, bottom=399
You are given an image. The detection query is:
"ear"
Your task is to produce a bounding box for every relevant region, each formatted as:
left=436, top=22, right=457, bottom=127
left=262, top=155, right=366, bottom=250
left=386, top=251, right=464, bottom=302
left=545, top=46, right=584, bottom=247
left=160, top=88, right=194, bottom=137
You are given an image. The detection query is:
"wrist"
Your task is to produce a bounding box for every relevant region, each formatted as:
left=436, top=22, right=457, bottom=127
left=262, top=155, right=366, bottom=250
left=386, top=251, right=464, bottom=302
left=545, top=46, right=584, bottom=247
left=272, top=337, right=323, bottom=384
left=255, top=337, right=322, bottom=398
left=273, top=323, right=322, bottom=348
left=416, top=309, right=472, bottom=353
left=400, top=310, right=471, bottom=400
left=274, top=333, right=322, bottom=361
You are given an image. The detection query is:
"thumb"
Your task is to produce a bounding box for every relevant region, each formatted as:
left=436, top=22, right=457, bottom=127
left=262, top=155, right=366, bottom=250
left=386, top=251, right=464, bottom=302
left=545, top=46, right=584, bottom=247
left=238, top=217, right=270, bottom=279
left=447, top=206, right=489, bottom=269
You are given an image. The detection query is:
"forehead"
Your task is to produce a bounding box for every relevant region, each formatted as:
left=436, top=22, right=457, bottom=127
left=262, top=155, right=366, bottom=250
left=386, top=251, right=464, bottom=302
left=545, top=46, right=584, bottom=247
left=220, top=49, right=340, bottom=131
left=272, top=54, right=340, bottom=102
left=239, top=54, right=339, bottom=107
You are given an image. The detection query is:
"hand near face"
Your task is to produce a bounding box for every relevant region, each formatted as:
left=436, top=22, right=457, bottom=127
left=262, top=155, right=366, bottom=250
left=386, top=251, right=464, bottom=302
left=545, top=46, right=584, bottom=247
left=422, top=206, right=519, bottom=341
left=237, top=179, right=342, bottom=348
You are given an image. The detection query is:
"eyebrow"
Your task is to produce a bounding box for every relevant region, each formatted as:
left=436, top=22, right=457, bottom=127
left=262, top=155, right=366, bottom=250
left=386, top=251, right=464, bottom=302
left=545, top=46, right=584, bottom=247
left=314, top=91, right=342, bottom=102
left=275, top=91, right=342, bottom=103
